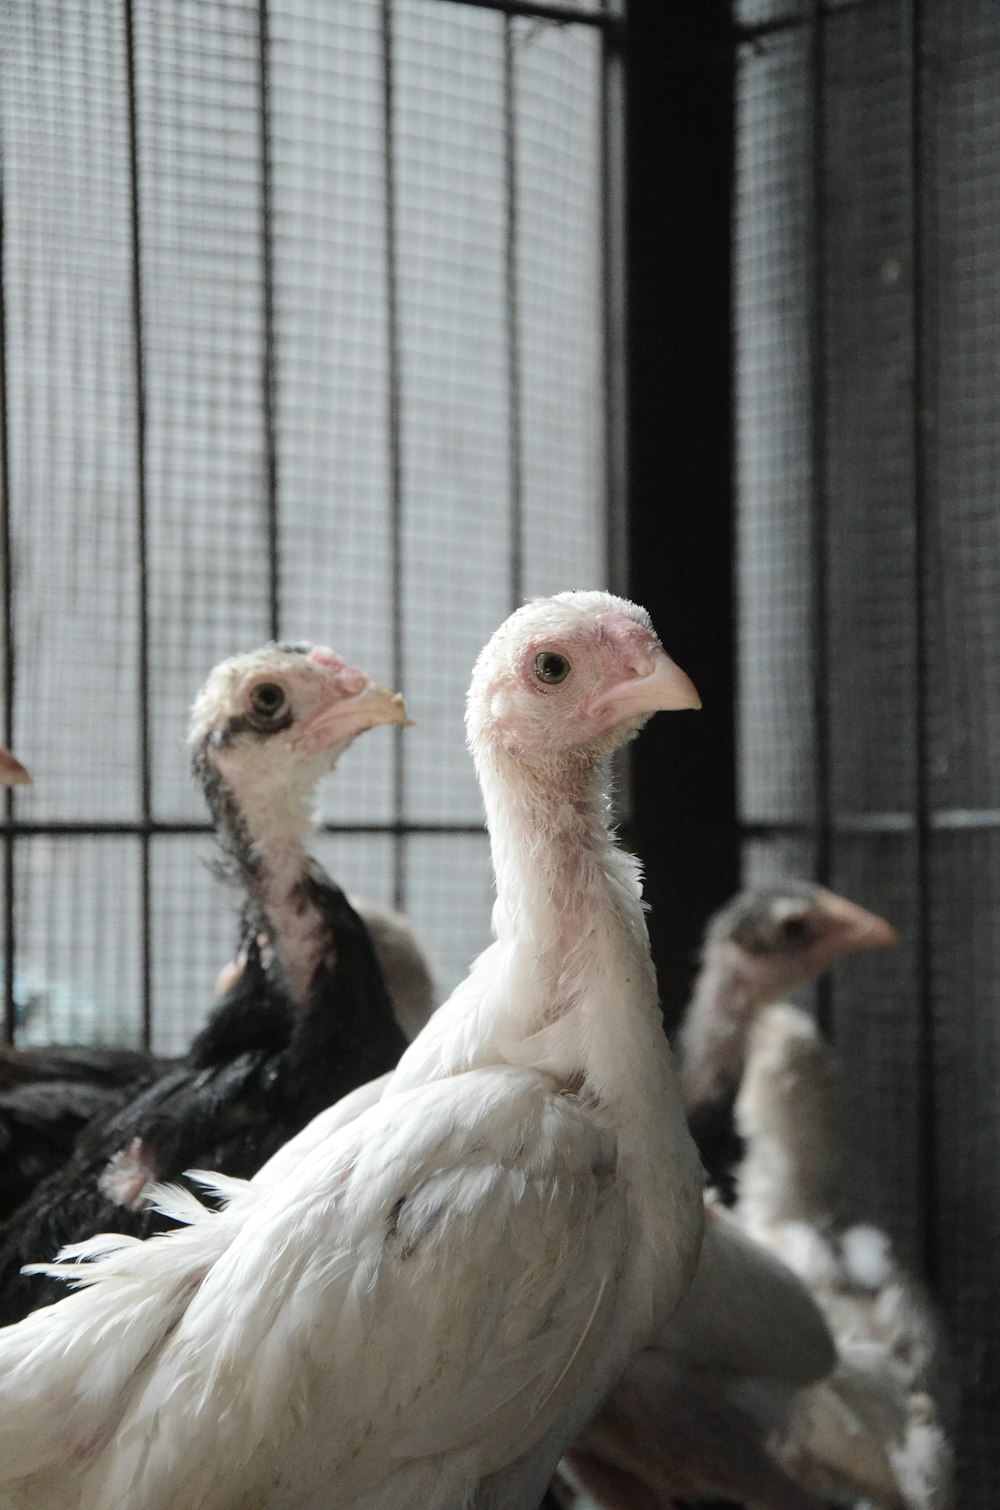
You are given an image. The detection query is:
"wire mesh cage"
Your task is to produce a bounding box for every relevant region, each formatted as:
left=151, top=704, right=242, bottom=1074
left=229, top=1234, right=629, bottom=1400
left=735, top=0, right=1000, bottom=1498
left=0, top=0, right=623, bottom=1053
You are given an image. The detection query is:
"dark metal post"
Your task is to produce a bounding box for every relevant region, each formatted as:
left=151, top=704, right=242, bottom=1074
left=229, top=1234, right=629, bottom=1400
left=622, top=0, right=738, bottom=1025
left=0, top=114, right=16, bottom=1044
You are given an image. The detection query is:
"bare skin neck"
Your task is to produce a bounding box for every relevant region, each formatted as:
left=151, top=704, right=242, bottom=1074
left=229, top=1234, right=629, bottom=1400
left=481, top=749, right=655, bottom=1035
left=204, top=764, right=332, bottom=1012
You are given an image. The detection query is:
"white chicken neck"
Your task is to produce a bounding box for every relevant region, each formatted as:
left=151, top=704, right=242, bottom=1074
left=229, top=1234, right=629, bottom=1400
left=464, top=740, right=705, bottom=1332
left=482, top=750, right=646, bottom=985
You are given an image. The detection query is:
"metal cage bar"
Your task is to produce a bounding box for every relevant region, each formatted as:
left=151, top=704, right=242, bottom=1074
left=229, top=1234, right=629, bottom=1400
left=0, top=104, right=15, bottom=1045
left=258, top=0, right=281, bottom=644
left=124, top=0, right=155, bottom=1051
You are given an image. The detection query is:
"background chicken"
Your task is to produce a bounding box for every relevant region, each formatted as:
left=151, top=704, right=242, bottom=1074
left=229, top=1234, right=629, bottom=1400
left=562, top=1200, right=835, bottom=1510
left=734, top=1004, right=958, bottom=1508
left=680, top=885, right=898, bottom=1201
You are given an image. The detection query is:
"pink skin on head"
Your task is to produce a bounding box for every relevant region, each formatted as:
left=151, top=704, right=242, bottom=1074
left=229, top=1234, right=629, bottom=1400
left=305, top=647, right=368, bottom=696
left=292, top=655, right=410, bottom=756
left=583, top=615, right=701, bottom=729
left=498, top=615, right=698, bottom=763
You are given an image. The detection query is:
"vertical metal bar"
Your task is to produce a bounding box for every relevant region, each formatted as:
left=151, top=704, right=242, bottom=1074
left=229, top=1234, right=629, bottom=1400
left=600, top=21, right=628, bottom=599
left=908, top=0, right=936, bottom=1288
left=124, top=0, right=153, bottom=1052
left=259, top=0, right=280, bottom=643
left=382, top=0, right=406, bottom=913
left=503, top=15, right=523, bottom=611
left=809, top=1, right=834, bottom=1037
left=599, top=8, right=630, bottom=814
left=0, top=61, right=17, bottom=1045
left=623, top=0, right=737, bottom=1018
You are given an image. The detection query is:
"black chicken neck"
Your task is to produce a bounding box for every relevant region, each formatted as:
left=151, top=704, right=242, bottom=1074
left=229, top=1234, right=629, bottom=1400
left=197, top=752, right=332, bottom=1013
left=680, top=945, right=778, bottom=1203
left=680, top=945, right=773, bottom=1113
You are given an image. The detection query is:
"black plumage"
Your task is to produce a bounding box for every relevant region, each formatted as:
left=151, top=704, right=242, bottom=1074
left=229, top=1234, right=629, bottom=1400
left=0, top=1044, right=172, bottom=1223
left=0, top=642, right=411, bottom=1324
left=0, top=876, right=404, bottom=1320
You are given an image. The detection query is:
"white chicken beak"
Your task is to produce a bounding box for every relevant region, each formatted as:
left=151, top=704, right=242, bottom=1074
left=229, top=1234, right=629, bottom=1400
left=815, top=889, right=899, bottom=954
left=0, top=745, right=31, bottom=786
left=591, top=648, right=702, bottom=728
left=295, top=681, right=413, bottom=756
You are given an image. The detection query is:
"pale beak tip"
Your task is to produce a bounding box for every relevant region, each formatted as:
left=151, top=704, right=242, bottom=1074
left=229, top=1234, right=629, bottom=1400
left=819, top=889, right=900, bottom=952
left=384, top=691, right=413, bottom=728
left=674, top=671, right=702, bottom=712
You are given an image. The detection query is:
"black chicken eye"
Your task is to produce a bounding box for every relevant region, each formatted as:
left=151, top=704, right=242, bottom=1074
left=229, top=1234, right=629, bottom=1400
left=248, top=682, right=287, bottom=720
left=779, top=915, right=810, bottom=942
left=534, top=651, right=571, bottom=685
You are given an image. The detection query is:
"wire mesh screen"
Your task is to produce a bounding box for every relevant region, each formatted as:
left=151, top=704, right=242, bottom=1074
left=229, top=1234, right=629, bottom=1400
left=735, top=0, right=1000, bottom=1498
left=0, top=0, right=620, bottom=1055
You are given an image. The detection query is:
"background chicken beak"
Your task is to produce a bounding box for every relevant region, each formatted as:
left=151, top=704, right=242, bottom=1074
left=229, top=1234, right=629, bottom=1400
left=0, top=746, right=31, bottom=786
left=296, top=682, right=413, bottom=755
left=815, top=889, right=899, bottom=953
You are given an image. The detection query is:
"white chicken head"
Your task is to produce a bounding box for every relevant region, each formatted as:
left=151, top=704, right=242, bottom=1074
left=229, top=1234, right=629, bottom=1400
left=189, top=641, right=411, bottom=799
left=466, top=590, right=700, bottom=771
left=704, top=883, right=898, bottom=1005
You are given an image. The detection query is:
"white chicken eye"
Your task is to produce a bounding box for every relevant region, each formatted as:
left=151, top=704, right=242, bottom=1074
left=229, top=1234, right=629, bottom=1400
left=247, top=681, right=289, bottom=726
left=534, top=651, right=571, bottom=686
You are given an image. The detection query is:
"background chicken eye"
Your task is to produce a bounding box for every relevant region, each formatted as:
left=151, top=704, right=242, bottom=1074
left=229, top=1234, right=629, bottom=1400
left=249, top=682, right=287, bottom=720
left=534, top=651, right=571, bottom=685
left=779, top=915, right=809, bottom=942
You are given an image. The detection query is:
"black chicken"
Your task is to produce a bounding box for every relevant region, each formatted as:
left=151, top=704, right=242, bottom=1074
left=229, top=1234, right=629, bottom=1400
left=0, top=641, right=411, bottom=1322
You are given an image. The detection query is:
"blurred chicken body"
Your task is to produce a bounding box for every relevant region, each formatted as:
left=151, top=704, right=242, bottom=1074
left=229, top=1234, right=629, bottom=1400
left=553, top=884, right=898, bottom=1510
left=0, top=642, right=411, bottom=1322
left=0, top=591, right=705, bottom=1510
left=735, top=1003, right=958, bottom=1509
left=563, top=1200, right=835, bottom=1510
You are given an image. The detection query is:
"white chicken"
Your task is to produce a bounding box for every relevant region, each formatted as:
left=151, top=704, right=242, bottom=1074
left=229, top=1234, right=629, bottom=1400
left=0, top=590, right=705, bottom=1510
left=734, top=1003, right=958, bottom=1509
